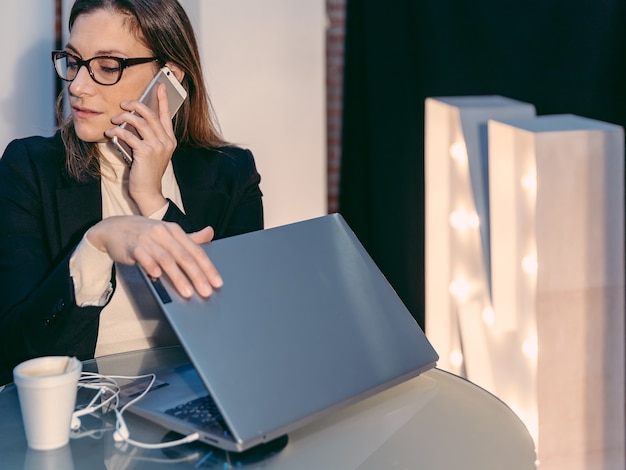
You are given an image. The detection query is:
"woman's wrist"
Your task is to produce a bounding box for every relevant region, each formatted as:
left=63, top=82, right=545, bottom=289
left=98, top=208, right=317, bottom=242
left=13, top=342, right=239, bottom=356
left=85, top=224, right=107, bottom=253
left=133, top=193, right=167, bottom=217
left=133, top=193, right=168, bottom=217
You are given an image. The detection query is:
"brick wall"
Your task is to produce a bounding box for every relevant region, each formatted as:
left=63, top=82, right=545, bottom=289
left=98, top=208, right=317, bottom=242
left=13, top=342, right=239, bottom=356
left=326, top=0, right=346, bottom=214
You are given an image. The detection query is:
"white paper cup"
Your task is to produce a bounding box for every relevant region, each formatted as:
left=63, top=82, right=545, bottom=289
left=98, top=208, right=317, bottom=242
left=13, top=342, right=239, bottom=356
left=13, top=356, right=82, bottom=450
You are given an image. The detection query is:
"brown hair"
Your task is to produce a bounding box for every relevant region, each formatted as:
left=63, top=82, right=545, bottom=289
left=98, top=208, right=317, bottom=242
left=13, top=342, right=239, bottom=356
left=58, top=0, right=226, bottom=180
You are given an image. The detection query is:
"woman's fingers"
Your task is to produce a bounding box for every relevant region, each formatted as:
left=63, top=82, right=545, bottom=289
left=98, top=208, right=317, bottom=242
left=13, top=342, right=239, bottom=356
left=103, top=84, right=178, bottom=216
left=163, top=224, right=222, bottom=297
left=189, top=225, right=215, bottom=244
left=88, top=217, right=222, bottom=298
left=156, top=82, right=177, bottom=139
left=133, top=240, right=198, bottom=298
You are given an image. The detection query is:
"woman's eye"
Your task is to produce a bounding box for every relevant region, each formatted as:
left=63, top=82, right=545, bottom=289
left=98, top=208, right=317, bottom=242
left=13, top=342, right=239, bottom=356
left=101, top=66, right=121, bottom=74
left=95, top=59, right=122, bottom=75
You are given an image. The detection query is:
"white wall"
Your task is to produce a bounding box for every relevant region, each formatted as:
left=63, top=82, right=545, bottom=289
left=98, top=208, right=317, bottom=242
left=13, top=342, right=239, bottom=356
left=187, top=0, right=326, bottom=228
left=0, top=2, right=56, bottom=153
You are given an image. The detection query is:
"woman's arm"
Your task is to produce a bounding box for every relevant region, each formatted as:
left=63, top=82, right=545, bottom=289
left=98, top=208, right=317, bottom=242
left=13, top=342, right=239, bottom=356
left=85, top=216, right=221, bottom=298
left=0, top=139, right=106, bottom=383
left=0, top=140, right=223, bottom=384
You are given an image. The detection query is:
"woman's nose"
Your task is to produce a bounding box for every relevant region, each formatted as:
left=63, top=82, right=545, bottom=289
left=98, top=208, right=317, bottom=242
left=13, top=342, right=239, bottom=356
left=68, top=64, right=94, bottom=96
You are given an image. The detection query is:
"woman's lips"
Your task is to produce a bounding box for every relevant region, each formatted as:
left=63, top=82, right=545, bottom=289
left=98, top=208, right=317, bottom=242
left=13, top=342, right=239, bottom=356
left=72, top=105, right=101, bottom=119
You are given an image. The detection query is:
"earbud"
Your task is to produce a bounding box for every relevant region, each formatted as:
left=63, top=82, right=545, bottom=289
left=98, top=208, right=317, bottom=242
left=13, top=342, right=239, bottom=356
left=71, top=371, right=200, bottom=449
left=113, top=414, right=130, bottom=442
left=70, top=414, right=81, bottom=431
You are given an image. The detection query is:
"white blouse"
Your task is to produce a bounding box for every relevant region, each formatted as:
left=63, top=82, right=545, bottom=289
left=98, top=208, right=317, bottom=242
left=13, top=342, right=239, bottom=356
left=69, top=143, right=184, bottom=357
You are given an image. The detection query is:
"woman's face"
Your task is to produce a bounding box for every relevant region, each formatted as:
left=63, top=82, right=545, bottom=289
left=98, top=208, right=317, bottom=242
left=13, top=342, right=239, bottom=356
left=66, top=9, right=159, bottom=143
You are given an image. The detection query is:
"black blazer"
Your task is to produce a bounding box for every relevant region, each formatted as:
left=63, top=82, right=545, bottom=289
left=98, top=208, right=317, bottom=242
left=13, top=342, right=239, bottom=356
left=0, top=133, right=263, bottom=384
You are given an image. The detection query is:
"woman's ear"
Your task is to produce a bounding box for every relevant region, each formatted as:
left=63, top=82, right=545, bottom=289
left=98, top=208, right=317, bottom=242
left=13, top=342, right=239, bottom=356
left=165, top=63, right=185, bottom=83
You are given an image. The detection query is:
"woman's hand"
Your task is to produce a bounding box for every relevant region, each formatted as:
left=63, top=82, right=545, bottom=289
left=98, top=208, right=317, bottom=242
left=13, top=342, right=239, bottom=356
left=105, top=84, right=175, bottom=216
left=86, top=216, right=222, bottom=298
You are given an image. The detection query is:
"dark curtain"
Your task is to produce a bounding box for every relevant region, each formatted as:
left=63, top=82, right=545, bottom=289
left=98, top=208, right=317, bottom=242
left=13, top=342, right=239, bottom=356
left=339, top=0, right=626, bottom=328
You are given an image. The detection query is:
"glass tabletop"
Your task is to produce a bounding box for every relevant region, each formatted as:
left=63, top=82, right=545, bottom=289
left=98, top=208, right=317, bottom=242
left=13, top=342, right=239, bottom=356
left=0, top=346, right=536, bottom=469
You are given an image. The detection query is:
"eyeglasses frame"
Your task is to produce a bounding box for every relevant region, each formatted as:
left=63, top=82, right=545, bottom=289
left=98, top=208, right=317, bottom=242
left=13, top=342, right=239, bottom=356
left=51, top=50, right=161, bottom=86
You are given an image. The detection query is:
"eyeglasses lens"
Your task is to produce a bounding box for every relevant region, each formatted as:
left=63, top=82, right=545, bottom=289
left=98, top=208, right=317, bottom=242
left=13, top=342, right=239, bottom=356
left=54, top=53, right=122, bottom=85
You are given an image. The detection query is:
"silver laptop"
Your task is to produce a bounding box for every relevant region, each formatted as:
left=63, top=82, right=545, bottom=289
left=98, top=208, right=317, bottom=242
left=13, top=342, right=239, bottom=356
left=127, top=213, right=438, bottom=453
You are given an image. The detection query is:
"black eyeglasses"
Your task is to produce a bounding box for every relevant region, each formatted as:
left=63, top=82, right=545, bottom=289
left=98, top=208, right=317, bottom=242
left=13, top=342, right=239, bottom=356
left=51, top=51, right=160, bottom=86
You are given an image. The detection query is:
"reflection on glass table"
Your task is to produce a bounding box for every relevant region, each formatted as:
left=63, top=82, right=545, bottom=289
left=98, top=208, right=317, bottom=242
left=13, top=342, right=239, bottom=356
left=0, top=346, right=536, bottom=469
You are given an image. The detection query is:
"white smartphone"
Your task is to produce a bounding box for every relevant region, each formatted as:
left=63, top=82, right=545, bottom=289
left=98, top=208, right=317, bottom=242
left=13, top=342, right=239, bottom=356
left=110, top=66, right=188, bottom=165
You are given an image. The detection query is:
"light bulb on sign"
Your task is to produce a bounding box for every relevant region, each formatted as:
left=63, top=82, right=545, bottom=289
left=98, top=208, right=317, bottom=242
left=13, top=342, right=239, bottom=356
left=522, top=335, right=538, bottom=361
left=449, top=209, right=480, bottom=233
left=521, top=254, right=538, bottom=276
left=449, top=349, right=464, bottom=368
left=449, top=142, right=468, bottom=167
left=482, top=306, right=495, bottom=326
left=521, top=173, right=537, bottom=195
left=449, top=276, right=471, bottom=302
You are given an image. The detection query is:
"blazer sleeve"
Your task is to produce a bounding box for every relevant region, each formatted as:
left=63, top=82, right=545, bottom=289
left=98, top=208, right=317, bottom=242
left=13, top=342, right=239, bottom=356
left=0, top=138, right=107, bottom=385
left=218, top=147, right=264, bottom=238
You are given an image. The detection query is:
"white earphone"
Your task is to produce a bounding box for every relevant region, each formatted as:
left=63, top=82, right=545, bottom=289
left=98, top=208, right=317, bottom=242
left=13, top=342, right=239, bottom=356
left=71, top=372, right=199, bottom=449
left=71, top=373, right=121, bottom=431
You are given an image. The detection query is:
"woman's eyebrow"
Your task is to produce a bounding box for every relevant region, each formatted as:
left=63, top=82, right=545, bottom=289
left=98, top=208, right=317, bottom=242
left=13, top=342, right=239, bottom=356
left=64, top=42, right=127, bottom=57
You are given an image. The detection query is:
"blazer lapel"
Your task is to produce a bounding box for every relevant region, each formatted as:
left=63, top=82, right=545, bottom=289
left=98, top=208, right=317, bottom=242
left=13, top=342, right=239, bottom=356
left=172, top=148, right=223, bottom=233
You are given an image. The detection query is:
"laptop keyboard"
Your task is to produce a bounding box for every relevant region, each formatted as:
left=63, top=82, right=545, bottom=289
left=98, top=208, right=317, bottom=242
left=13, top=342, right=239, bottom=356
left=165, top=394, right=232, bottom=438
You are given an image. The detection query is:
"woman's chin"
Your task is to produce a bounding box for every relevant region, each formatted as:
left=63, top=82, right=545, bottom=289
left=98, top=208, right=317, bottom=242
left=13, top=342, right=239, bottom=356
left=74, top=127, right=107, bottom=144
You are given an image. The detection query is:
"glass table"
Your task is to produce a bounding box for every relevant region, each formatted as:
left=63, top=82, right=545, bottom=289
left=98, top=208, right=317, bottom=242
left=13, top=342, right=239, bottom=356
left=0, top=346, right=536, bottom=469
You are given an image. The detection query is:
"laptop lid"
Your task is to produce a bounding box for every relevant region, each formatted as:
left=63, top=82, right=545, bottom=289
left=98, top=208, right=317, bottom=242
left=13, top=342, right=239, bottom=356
left=141, top=213, right=438, bottom=449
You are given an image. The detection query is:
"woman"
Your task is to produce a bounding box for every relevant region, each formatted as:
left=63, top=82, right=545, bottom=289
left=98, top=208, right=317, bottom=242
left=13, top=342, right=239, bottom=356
left=0, top=0, right=263, bottom=384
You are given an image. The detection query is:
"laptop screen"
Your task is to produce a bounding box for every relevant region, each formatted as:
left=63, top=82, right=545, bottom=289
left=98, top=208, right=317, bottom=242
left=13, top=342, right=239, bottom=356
left=142, top=214, right=438, bottom=447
